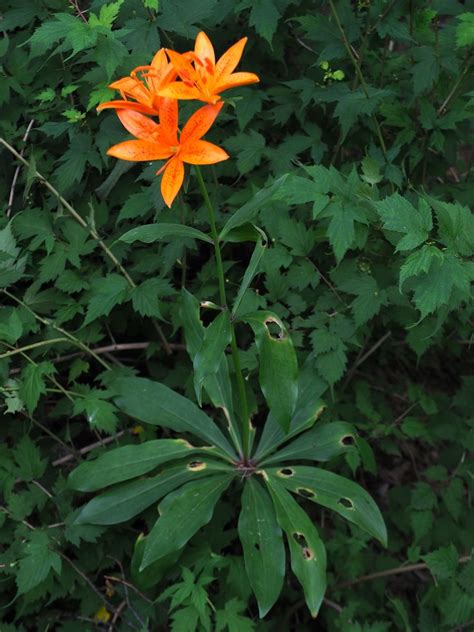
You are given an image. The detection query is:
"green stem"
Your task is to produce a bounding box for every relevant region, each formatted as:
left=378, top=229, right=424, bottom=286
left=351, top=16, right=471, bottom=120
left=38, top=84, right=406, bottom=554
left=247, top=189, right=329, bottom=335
left=194, top=166, right=251, bottom=459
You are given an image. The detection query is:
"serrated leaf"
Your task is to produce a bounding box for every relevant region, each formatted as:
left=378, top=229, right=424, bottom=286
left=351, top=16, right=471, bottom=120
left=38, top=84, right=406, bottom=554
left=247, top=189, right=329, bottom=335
left=16, top=531, right=62, bottom=596
left=83, top=274, right=129, bottom=326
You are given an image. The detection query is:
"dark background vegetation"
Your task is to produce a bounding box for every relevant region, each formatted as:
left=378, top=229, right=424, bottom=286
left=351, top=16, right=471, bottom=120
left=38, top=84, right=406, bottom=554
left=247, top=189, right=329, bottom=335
left=0, top=0, right=473, bottom=630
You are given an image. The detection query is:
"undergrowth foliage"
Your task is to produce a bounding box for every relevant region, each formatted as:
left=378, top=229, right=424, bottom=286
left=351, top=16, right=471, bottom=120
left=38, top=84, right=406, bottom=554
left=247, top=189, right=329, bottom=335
left=0, top=0, right=473, bottom=630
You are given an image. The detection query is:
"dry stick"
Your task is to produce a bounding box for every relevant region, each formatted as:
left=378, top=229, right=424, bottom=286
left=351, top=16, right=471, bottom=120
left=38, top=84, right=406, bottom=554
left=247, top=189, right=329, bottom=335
left=339, top=555, right=471, bottom=588
left=7, top=119, right=35, bottom=218
left=0, top=138, right=172, bottom=355
left=52, top=430, right=126, bottom=466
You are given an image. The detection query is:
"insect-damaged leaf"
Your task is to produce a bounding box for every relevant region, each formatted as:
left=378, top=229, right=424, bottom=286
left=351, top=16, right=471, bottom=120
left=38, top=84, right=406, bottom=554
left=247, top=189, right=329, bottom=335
left=113, top=377, right=237, bottom=459
left=260, top=421, right=357, bottom=466
left=141, top=475, right=233, bottom=570
left=74, top=458, right=230, bottom=525
left=68, top=438, right=203, bottom=492
left=268, top=465, right=387, bottom=546
left=238, top=479, right=285, bottom=617
left=242, top=311, right=298, bottom=432
left=265, top=474, right=327, bottom=618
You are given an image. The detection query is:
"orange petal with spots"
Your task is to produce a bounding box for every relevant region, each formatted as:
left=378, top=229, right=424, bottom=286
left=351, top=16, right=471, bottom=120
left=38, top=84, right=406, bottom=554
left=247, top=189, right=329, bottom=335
left=181, top=102, right=224, bottom=143
left=215, top=37, right=247, bottom=80
left=215, top=71, right=260, bottom=93
left=150, top=48, right=168, bottom=71
left=116, top=110, right=164, bottom=141
left=160, top=158, right=185, bottom=207
left=180, top=140, right=229, bottom=165
left=97, top=100, right=159, bottom=115
left=166, top=49, right=200, bottom=85
left=107, top=140, right=173, bottom=162
left=158, top=82, right=205, bottom=102
left=195, top=31, right=215, bottom=66
left=158, top=98, right=179, bottom=146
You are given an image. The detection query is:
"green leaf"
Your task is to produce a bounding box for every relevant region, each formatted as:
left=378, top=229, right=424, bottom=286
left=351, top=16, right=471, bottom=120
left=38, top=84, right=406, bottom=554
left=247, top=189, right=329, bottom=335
left=375, top=194, right=432, bottom=251
left=16, top=530, right=62, bottom=595
left=73, top=392, right=119, bottom=434
left=261, top=422, right=357, bottom=466
left=412, top=46, right=439, bottom=94
left=114, top=377, right=238, bottom=458
left=255, top=366, right=326, bottom=461
left=83, top=274, right=130, bottom=326
left=232, top=236, right=266, bottom=317
left=456, top=13, right=474, bottom=47
left=0, top=309, right=23, bottom=344
left=220, top=175, right=289, bottom=240
left=141, top=475, right=232, bottom=569
left=242, top=311, right=298, bottom=432
left=238, top=479, right=285, bottom=617
left=215, top=598, right=255, bottom=632
left=226, top=130, right=266, bottom=173
left=268, top=465, right=387, bottom=546
left=326, top=203, right=358, bottom=263
left=265, top=475, right=327, bottom=617
left=193, top=311, right=232, bottom=404
left=411, top=252, right=471, bottom=319
left=239, top=0, right=281, bottom=44
left=399, top=245, right=444, bottom=290
left=18, top=361, right=55, bottom=414
left=13, top=435, right=47, bottom=481
left=131, top=278, right=173, bottom=318
left=68, top=438, right=204, bottom=491
left=120, top=223, right=213, bottom=245
left=422, top=544, right=459, bottom=580
left=74, top=459, right=228, bottom=525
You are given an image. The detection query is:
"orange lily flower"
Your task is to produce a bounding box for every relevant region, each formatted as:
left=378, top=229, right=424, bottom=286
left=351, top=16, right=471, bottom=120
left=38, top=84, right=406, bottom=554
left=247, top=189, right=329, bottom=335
left=97, top=49, right=176, bottom=116
left=159, top=32, right=259, bottom=104
left=107, top=100, right=229, bottom=207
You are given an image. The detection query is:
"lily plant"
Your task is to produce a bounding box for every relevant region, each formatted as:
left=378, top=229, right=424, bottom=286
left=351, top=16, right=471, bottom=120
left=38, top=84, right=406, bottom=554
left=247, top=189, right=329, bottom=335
left=69, top=32, right=387, bottom=618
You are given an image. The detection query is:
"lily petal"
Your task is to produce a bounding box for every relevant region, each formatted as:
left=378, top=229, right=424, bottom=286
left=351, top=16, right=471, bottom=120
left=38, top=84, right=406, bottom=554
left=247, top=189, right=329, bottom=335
left=107, top=140, right=173, bottom=162
left=195, top=31, right=215, bottom=66
left=97, top=100, right=159, bottom=115
left=215, top=37, right=248, bottom=81
left=214, top=71, right=260, bottom=93
left=161, top=158, right=185, bottom=207
left=150, top=48, right=168, bottom=71
left=181, top=102, right=224, bottom=143
left=116, top=110, right=164, bottom=141
left=158, top=98, right=179, bottom=146
left=180, top=139, right=229, bottom=165
left=166, top=49, right=200, bottom=86
left=158, top=82, right=205, bottom=102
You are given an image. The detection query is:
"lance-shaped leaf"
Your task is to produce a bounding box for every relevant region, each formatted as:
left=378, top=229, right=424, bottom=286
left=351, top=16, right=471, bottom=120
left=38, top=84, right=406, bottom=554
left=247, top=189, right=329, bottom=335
left=242, top=311, right=298, bottom=432
left=268, top=465, right=387, bottom=546
left=260, top=422, right=357, bottom=466
left=131, top=533, right=182, bottom=590
left=238, top=479, right=285, bottom=617
left=68, top=438, right=204, bottom=492
left=180, top=289, right=241, bottom=453
left=264, top=474, right=327, bottom=618
left=141, top=475, right=233, bottom=570
left=193, top=310, right=232, bottom=404
left=254, top=365, right=326, bottom=461
left=120, top=223, right=213, bottom=244
left=74, top=458, right=230, bottom=525
left=114, top=377, right=237, bottom=459
left=220, top=175, right=289, bottom=240
left=232, top=234, right=266, bottom=317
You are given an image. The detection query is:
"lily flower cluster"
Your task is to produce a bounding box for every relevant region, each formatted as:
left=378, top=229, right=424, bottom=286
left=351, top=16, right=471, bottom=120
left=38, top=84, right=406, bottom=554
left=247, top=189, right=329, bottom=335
left=99, top=33, right=259, bottom=207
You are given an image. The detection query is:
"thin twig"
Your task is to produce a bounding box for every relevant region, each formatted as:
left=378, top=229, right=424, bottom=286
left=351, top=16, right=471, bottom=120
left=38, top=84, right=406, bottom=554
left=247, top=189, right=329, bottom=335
left=437, top=54, right=473, bottom=116
left=104, top=575, right=154, bottom=605
left=52, top=430, right=126, bottom=466
left=7, top=119, right=35, bottom=217
left=339, top=555, right=471, bottom=587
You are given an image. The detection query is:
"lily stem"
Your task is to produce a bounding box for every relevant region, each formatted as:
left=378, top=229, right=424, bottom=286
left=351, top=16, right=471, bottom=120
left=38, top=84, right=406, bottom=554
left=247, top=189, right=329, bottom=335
left=194, top=166, right=251, bottom=460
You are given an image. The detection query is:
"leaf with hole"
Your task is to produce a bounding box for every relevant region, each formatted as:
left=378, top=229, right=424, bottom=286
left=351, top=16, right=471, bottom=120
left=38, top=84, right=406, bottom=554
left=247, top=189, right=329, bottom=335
left=260, top=422, right=357, bottom=466
left=68, top=438, right=204, bottom=492
left=265, top=474, right=327, bottom=617
left=141, top=474, right=233, bottom=570
left=74, top=458, right=230, bottom=525
left=238, top=479, right=285, bottom=617
left=242, top=311, right=298, bottom=432
left=268, top=465, right=387, bottom=546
